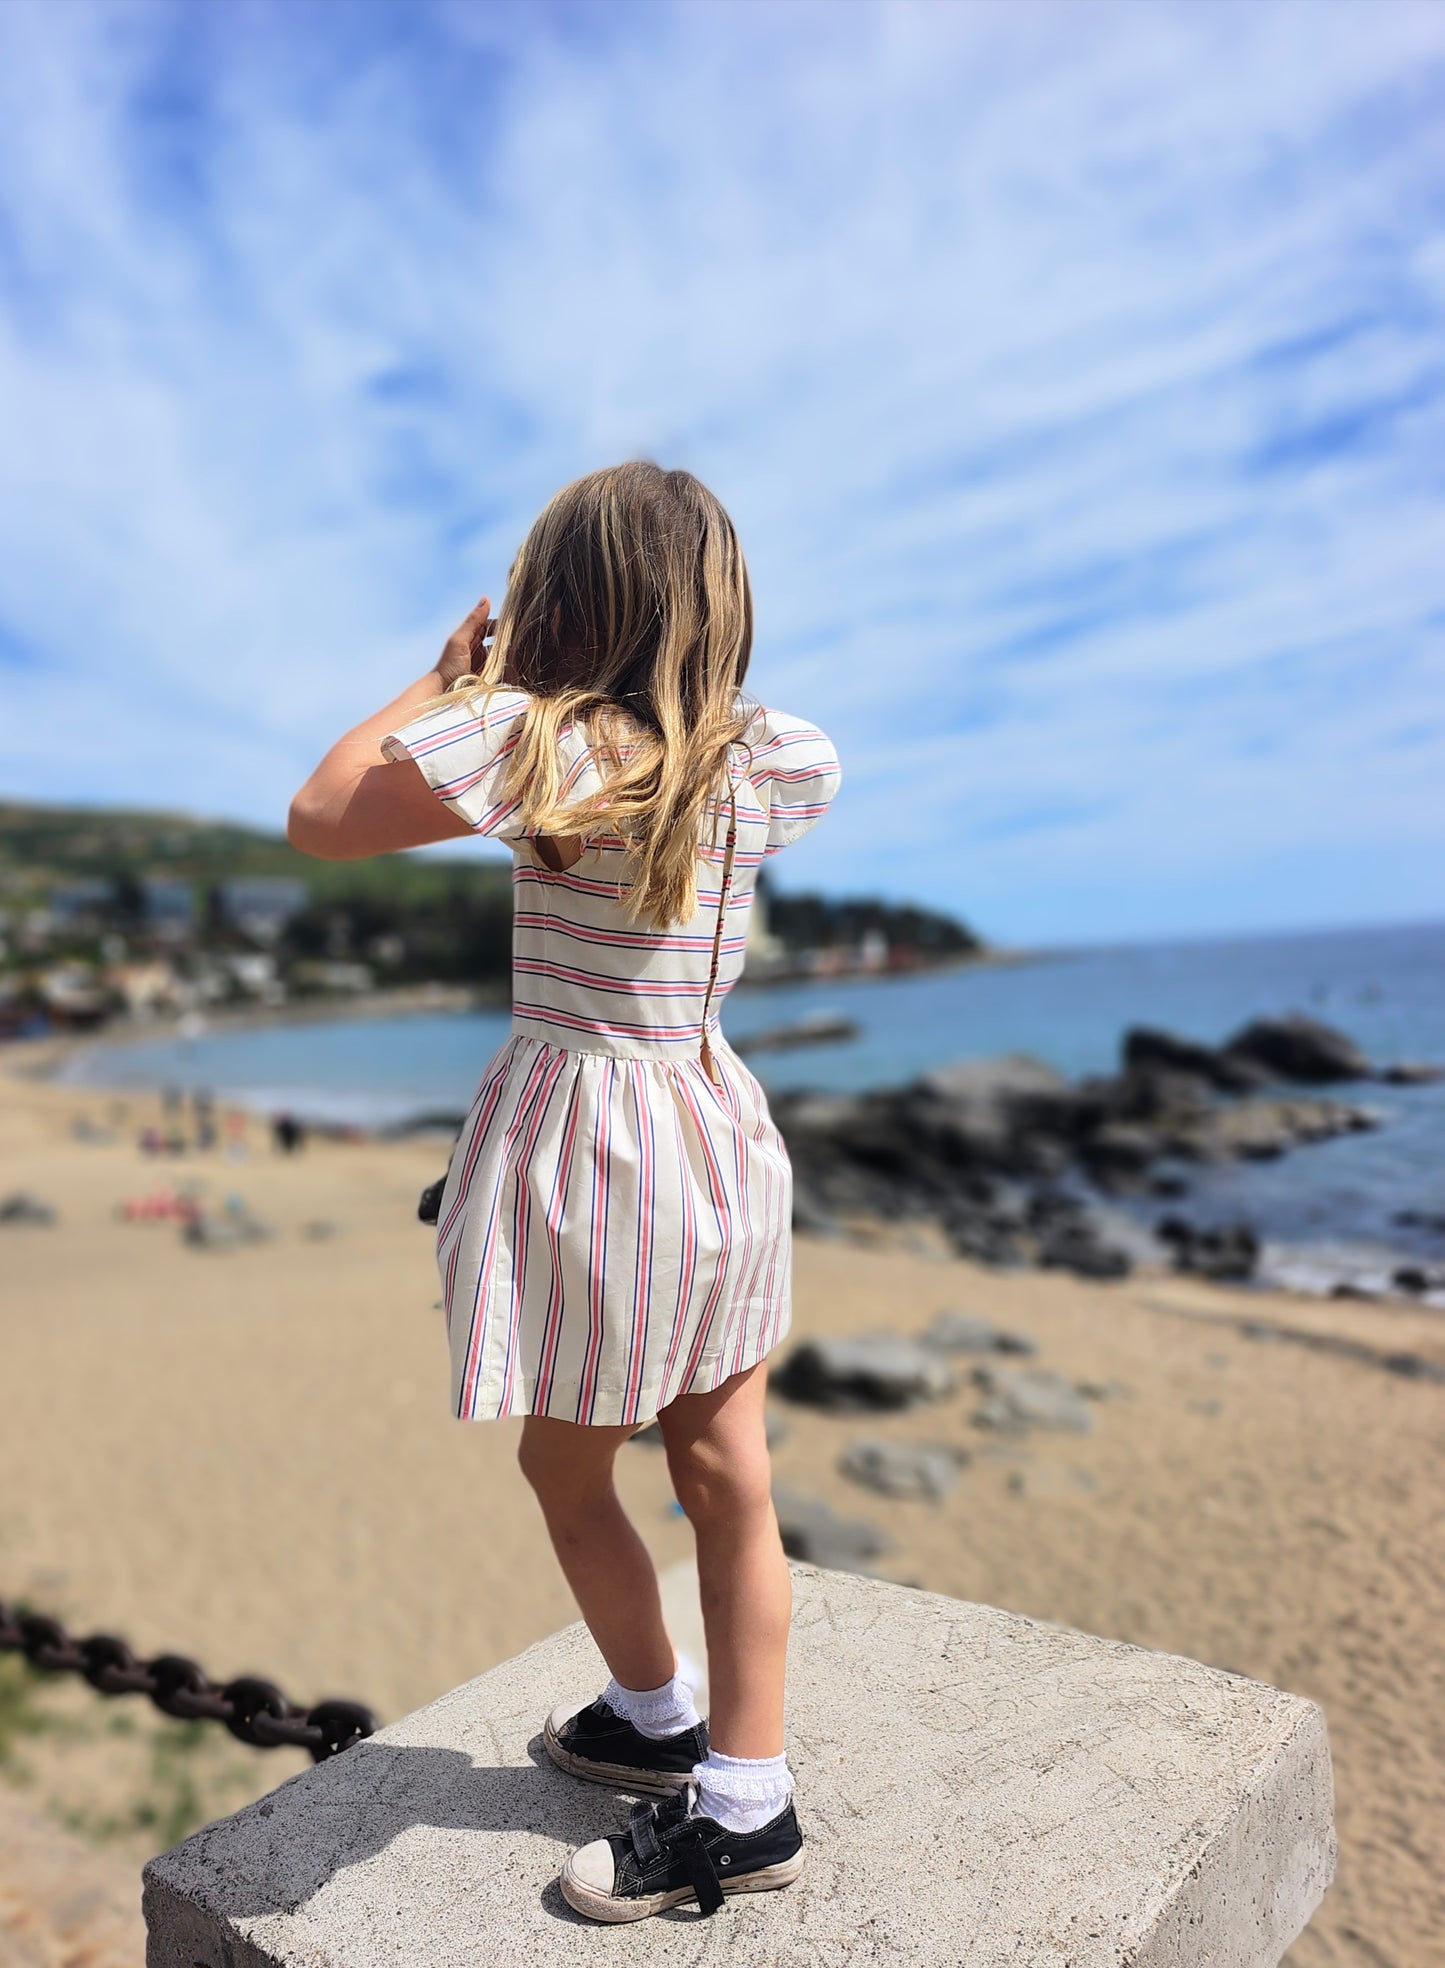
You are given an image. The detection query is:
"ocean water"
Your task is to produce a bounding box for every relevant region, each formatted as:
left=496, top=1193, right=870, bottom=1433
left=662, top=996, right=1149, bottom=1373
left=60, top=919, right=1445, bottom=1278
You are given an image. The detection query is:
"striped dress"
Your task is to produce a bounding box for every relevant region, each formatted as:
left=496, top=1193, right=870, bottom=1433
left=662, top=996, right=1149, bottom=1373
left=381, top=689, right=841, bottom=1426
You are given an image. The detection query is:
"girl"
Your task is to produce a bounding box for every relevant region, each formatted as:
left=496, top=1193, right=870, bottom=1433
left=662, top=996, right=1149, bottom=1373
left=289, top=462, right=840, bottom=1922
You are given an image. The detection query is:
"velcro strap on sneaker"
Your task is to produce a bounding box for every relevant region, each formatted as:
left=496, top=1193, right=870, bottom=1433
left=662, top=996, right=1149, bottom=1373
left=627, top=1801, right=662, bottom=1867
left=672, top=1822, right=725, bottom=1918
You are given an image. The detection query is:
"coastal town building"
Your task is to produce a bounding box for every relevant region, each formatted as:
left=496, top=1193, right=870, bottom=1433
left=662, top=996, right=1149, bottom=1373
left=213, top=878, right=310, bottom=944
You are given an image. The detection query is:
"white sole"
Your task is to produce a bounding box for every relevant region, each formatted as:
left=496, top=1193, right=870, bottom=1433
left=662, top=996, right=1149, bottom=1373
left=560, top=1849, right=806, bottom=1923
left=543, top=1711, right=692, bottom=1797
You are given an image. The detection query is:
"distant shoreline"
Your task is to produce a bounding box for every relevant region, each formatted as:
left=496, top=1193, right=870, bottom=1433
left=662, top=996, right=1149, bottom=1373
left=5, top=982, right=503, bottom=1083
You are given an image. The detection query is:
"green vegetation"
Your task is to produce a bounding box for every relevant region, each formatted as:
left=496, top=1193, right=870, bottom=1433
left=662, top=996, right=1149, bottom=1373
left=758, top=872, right=981, bottom=961
left=0, top=797, right=513, bottom=912
left=0, top=1649, right=277, bottom=1855
left=57, top=1715, right=252, bottom=1853
left=0, top=1649, right=52, bottom=1772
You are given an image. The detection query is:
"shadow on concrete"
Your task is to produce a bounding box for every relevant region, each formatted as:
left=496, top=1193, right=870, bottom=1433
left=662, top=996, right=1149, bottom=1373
left=147, top=1733, right=647, bottom=1927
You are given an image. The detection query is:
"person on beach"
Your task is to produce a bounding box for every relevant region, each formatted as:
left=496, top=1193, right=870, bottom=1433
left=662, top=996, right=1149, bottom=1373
left=288, top=462, right=840, bottom=1923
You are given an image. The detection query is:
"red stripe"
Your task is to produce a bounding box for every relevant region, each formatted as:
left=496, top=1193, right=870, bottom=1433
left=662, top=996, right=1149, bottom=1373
left=398, top=697, right=524, bottom=757
left=512, top=912, right=746, bottom=954
left=621, top=1065, right=657, bottom=1424
left=722, top=1072, right=758, bottom=1379
left=757, top=1093, right=791, bottom=1352
left=438, top=1055, right=531, bottom=1326
left=731, top=1061, right=777, bottom=1317
left=755, top=1122, right=786, bottom=1354
left=511, top=863, right=754, bottom=911
left=670, top=1071, right=739, bottom=1388
left=576, top=1059, right=616, bottom=1422
left=437, top=1041, right=523, bottom=1253
left=512, top=1001, right=723, bottom=1042
left=455, top=1047, right=557, bottom=1419
left=749, top=726, right=830, bottom=761
left=513, top=956, right=741, bottom=999
left=495, top=1051, right=570, bottom=1413
left=556, top=748, right=596, bottom=801
left=429, top=731, right=522, bottom=797
left=711, top=1065, right=760, bottom=1383
left=511, top=863, right=633, bottom=900
left=657, top=1094, right=700, bottom=1399
left=533, top=1074, right=586, bottom=1411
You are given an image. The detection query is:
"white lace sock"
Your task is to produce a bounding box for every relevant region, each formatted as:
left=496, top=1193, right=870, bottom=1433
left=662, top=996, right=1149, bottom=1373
left=601, top=1657, right=702, bottom=1741
left=692, top=1747, right=795, bottom=1834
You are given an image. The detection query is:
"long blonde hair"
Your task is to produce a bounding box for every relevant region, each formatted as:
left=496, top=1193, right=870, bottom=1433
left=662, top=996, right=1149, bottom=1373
left=453, top=462, right=754, bottom=927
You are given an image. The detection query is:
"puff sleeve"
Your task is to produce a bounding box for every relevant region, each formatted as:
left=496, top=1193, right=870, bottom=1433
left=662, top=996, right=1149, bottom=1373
left=745, top=708, right=842, bottom=854
left=380, top=688, right=602, bottom=840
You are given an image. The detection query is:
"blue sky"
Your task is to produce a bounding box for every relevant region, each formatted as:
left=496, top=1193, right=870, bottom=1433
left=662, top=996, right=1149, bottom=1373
left=1, top=0, right=1442, bottom=947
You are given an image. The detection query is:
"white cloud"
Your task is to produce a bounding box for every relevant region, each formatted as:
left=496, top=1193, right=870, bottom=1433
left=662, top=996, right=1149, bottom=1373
left=0, top=0, right=1442, bottom=942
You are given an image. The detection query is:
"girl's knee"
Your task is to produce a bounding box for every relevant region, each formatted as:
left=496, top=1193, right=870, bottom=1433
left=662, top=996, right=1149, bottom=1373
left=667, top=1435, right=773, bottom=1528
left=517, top=1422, right=614, bottom=1506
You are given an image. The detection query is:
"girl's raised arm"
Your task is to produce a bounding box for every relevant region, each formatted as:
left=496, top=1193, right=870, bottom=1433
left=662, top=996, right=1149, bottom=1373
left=287, top=598, right=494, bottom=861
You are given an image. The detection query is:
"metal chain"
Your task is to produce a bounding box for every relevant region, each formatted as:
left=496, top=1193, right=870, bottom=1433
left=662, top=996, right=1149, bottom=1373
left=0, top=1599, right=377, bottom=1761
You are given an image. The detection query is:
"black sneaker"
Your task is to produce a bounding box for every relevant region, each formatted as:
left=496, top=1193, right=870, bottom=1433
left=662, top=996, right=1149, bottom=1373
left=543, top=1696, right=708, bottom=1796
left=560, top=1783, right=805, bottom=1922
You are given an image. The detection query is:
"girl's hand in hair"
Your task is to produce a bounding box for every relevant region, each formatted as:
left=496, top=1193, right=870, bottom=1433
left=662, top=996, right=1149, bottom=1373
left=436, top=596, right=493, bottom=688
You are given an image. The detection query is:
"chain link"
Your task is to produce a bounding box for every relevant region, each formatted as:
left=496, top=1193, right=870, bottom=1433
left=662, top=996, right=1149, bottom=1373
left=0, top=1598, right=376, bottom=1761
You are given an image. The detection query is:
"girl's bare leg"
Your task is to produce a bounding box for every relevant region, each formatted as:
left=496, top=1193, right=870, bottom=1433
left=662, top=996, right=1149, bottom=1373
left=517, top=1415, right=677, bottom=1692
left=656, top=1361, right=790, bottom=1758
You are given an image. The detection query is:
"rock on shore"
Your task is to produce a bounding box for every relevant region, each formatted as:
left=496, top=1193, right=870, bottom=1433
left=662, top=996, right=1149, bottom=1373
left=772, top=1333, right=957, bottom=1411
left=1219, top=1013, right=1372, bottom=1084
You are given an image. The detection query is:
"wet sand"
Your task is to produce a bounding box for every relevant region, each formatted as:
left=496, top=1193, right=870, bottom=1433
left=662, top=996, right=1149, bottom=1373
left=1, top=1057, right=1441, bottom=1966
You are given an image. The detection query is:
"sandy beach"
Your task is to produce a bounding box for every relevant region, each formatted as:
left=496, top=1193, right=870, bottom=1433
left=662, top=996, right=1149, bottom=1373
left=1, top=1052, right=1441, bottom=1967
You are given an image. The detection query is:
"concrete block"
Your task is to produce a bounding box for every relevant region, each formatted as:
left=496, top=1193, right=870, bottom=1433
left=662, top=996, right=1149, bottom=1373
left=143, top=1564, right=1334, bottom=1967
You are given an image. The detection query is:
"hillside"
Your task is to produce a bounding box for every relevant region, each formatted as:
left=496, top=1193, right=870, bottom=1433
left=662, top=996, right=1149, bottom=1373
left=0, top=798, right=513, bottom=910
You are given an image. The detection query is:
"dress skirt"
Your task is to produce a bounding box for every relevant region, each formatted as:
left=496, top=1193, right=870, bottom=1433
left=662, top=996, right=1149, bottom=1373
left=433, top=1030, right=794, bottom=1425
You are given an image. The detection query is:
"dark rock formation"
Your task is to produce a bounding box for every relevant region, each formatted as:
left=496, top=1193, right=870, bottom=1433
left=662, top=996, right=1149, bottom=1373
left=1381, top=1352, right=1445, bottom=1381
left=972, top=1366, right=1095, bottom=1434
left=1392, top=1265, right=1445, bottom=1296
left=918, top=1309, right=1036, bottom=1356
left=1079, top=1120, right=1165, bottom=1182
left=1122, top=1026, right=1267, bottom=1092
left=0, top=1191, right=56, bottom=1225
left=838, top=1438, right=961, bottom=1501
left=1394, top=1209, right=1445, bottom=1235
left=1008, top=1464, right=1098, bottom=1499
left=770, top=1483, right=892, bottom=1573
left=1221, top=1014, right=1372, bottom=1084
left=1179, top=1096, right=1376, bottom=1163
left=914, top=1054, right=1081, bottom=1169
left=182, top=1205, right=274, bottom=1249
left=1156, top=1216, right=1260, bottom=1283
left=1239, top=1315, right=1445, bottom=1383
left=775, top=1018, right=1379, bottom=1283
left=790, top=1187, right=842, bottom=1237
left=1035, top=1220, right=1132, bottom=1279
left=1127, top=1014, right=1443, bottom=1093
left=734, top=1013, right=861, bottom=1056
left=773, top=1334, right=957, bottom=1411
